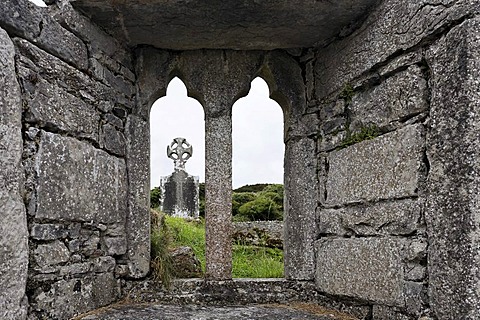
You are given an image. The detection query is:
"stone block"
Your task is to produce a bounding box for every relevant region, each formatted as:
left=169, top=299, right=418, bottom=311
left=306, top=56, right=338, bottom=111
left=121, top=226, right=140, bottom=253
left=0, top=27, right=28, bottom=320
left=51, top=0, right=133, bottom=69
left=14, top=39, right=123, bottom=109
left=315, top=0, right=477, bottom=99
left=93, top=256, right=116, bottom=273
left=100, top=124, right=126, bottom=156
left=36, top=16, right=88, bottom=70
left=315, top=238, right=405, bottom=306
left=35, top=132, right=128, bottom=225
left=102, top=236, right=127, bottom=256
left=284, top=137, right=317, bottom=280
left=59, top=262, right=92, bottom=276
left=404, top=281, right=427, bottom=316
left=349, top=66, right=429, bottom=131
left=125, top=115, right=150, bottom=278
left=31, top=224, right=68, bottom=240
left=19, top=70, right=100, bottom=141
left=318, top=199, right=423, bottom=237
left=0, top=0, right=87, bottom=69
left=34, top=241, right=70, bottom=268
left=326, top=124, right=425, bottom=205
left=30, top=273, right=119, bottom=319
left=425, top=17, right=480, bottom=319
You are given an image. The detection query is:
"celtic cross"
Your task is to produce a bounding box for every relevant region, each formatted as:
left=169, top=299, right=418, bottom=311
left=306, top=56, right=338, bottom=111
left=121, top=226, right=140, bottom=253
left=167, top=137, right=193, bottom=170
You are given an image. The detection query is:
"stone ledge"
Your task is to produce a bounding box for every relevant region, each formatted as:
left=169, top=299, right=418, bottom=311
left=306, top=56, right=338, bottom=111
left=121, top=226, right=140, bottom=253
left=124, top=279, right=371, bottom=319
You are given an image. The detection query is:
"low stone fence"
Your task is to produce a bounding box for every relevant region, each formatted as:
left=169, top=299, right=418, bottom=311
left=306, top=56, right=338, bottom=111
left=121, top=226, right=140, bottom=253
left=232, top=221, right=283, bottom=249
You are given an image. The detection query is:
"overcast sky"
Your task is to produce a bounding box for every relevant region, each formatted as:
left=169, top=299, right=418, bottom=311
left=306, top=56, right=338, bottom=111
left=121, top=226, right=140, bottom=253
left=150, top=77, right=284, bottom=189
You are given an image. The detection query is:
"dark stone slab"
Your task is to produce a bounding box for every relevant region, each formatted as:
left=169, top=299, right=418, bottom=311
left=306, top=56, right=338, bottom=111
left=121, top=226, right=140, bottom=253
left=71, top=0, right=378, bottom=50
left=80, top=303, right=352, bottom=320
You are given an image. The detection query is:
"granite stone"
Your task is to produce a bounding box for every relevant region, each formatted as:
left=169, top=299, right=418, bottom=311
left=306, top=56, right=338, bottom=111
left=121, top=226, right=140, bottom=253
left=315, top=0, right=479, bottom=99
left=316, top=238, right=405, bottom=306
left=317, top=199, right=424, bottom=237
left=30, top=273, right=119, bottom=319
left=425, top=16, right=480, bottom=320
left=19, top=69, right=100, bottom=142
left=326, top=124, right=425, bottom=205
left=35, top=131, right=127, bottom=224
left=349, top=66, right=429, bottom=132
left=0, top=27, right=28, bottom=320
left=125, top=115, right=150, bottom=278
left=284, top=137, right=317, bottom=280
left=71, top=0, right=378, bottom=50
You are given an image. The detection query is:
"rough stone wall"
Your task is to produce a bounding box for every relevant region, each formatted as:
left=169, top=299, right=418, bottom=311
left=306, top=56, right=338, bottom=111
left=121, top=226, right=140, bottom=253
left=0, top=0, right=478, bottom=319
left=307, top=1, right=480, bottom=319
left=0, top=1, right=137, bottom=319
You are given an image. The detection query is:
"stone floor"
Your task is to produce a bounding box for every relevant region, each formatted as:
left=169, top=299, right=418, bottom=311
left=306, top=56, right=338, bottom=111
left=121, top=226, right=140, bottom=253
left=75, top=303, right=357, bottom=320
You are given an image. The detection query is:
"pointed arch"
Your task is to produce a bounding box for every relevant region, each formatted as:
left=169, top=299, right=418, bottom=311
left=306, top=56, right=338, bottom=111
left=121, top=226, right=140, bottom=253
left=232, top=77, right=284, bottom=189
left=150, top=77, right=205, bottom=188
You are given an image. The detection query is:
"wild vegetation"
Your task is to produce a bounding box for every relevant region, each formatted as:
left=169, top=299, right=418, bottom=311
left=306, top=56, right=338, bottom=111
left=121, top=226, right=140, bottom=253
left=150, top=183, right=285, bottom=285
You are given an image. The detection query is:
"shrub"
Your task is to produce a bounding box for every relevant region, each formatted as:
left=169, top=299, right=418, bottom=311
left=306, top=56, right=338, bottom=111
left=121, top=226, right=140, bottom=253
left=150, top=187, right=162, bottom=208
left=237, top=196, right=281, bottom=221
left=232, top=192, right=257, bottom=215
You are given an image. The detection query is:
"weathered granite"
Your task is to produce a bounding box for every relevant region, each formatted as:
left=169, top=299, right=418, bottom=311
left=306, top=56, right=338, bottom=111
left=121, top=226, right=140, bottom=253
left=179, top=50, right=263, bottom=280
left=372, top=306, right=411, bottom=320
left=0, top=27, right=28, bottom=320
left=70, top=0, right=378, bottom=50
left=124, top=279, right=371, bottom=318
left=317, top=199, right=424, bottom=237
left=51, top=0, right=133, bottom=70
left=232, top=221, right=283, bottom=248
left=134, top=47, right=175, bottom=119
left=30, top=273, right=119, bottom=319
left=19, top=68, right=100, bottom=142
left=284, top=137, right=317, bottom=280
left=349, top=66, right=429, bottom=132
left=34, top=240, right=70, bottom=268
left=204, top=114, right=233, bottom=280
left=79, top=303, right=355, bottom=320
left=125, top=115, right=151, bottom=278
left=100, top=123, right=126, bottom=157
left=315, top=0, right=479, bottom=99
left=326, top=124, right=425, bottom=205
left=35, top=131, right=127, bottom=224
left=425, top=16, right=480, bottom=319
left=315, top=238, right=405, bottom=306
left=0, top=0, right=88, bottom=70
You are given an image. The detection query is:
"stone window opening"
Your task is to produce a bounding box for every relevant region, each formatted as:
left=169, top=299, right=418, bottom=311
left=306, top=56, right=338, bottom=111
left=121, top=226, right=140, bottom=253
left=150, top=77, right=205, bottom=192
left=231, top=76, right=285, bottom=278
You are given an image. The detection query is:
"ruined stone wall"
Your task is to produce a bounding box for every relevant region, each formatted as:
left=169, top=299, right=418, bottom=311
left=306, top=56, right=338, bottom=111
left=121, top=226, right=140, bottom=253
left=0, top=1, right=139, bottom=319
left=1, top=0, right=479, bottom=319
left=306, top=1, right=480, bottom=319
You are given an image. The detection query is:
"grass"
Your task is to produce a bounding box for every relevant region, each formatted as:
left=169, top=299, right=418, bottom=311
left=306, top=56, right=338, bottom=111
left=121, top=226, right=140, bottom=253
left=166, top=215, right=206, bottom=271
left=232, top=245, right=283, bottom=278
left=151, top=209, right=284, bottom=281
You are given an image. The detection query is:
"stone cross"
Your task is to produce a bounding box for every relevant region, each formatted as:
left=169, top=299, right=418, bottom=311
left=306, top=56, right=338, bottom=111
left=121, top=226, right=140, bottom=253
left=167, top=137, right=193, bottom=170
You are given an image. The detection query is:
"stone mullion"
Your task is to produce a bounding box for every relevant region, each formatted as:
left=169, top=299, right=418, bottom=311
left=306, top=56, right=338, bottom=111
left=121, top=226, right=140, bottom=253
left=204, top=112, right=233, bottom=280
